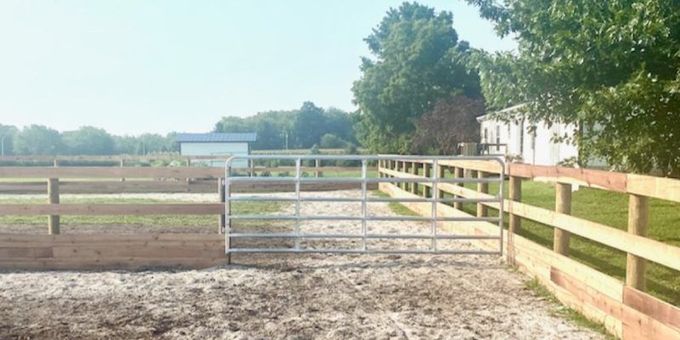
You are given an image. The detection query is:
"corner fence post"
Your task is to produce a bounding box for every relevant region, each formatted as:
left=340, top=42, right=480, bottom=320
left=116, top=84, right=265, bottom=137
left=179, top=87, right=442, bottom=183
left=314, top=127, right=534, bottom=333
left=554, top=182, right=572, bottom=256
left=47, top=178, right=60, bottom=235
left=626, top=194, right=649, bottom=290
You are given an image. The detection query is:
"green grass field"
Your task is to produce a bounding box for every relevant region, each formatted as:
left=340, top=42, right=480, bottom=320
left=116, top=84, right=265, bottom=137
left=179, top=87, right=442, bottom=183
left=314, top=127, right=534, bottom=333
left=390, top=179, right=680, bottom=306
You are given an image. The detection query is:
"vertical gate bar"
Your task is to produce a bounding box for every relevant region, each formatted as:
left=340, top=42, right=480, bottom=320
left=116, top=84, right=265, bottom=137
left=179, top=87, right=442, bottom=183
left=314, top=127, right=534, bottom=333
left=431, top=160, right=438, bottom=252
left=361, top=159, right=368, bottom=251
left=295, top=158, right=301, bottom=250
left=497, top=160, right=505, bottom=256
left=225, top=161, right=232, bottom=263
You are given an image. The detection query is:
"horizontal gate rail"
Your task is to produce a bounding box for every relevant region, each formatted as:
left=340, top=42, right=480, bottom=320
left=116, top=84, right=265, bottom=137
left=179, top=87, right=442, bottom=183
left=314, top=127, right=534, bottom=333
left=224, top=154, right=505, bottom=258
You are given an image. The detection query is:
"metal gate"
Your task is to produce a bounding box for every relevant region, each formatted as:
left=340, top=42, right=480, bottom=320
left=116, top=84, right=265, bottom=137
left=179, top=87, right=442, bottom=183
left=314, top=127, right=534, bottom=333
left=224, top=155, right=504, bottom=256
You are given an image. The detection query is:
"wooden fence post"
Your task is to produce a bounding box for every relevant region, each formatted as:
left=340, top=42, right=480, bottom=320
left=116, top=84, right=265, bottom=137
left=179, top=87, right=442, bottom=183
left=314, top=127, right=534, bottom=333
left=454, top=167, right=464, bottom=210
left=423, top=163, right=431, bottom=197
left=218, top=177, right=226, bottom=234
left=47, top=178, right=60, bottom=235
left=120, top=158, right=126, bottom=182
left=403, top=161, right=411, bottom=191
left=626, top=194, right=649, bottom=290
left=438, top=165, right=447, bottom=203
left=554, top=182, right=572, bottom=255
left=315, top=159, right=322, bottom=178
left=249, top=159, right=255, bottom=177
left=509, top=176, right=522, bottom=234
left=410, top=162, right=418, bottom=194
left=477, top=171, right=489, bottom=217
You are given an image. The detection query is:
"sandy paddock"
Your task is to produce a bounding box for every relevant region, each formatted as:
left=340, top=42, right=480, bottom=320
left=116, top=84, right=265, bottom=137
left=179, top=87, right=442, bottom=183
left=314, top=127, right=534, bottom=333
left=0, top=191, right=602, bottom=339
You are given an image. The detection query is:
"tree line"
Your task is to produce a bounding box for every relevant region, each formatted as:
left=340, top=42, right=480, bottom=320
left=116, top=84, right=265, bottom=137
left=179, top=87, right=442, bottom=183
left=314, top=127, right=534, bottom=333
left=0, top=124, right=177, bottom=156
left=213, top=102, right=357, bottom=150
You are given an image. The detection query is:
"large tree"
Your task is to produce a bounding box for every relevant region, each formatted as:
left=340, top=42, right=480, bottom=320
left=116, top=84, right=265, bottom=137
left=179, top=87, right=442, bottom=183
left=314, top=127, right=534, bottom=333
left=352, top=2, right=482, bottom=153
left=468, top=0, right=680, bottom=176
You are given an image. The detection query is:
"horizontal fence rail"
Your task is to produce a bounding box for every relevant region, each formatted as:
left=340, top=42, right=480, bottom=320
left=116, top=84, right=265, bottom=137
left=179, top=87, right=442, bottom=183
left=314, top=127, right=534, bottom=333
left=378, top=156, right=680, bottom=340
left=224, top=155, right=505, bottom=257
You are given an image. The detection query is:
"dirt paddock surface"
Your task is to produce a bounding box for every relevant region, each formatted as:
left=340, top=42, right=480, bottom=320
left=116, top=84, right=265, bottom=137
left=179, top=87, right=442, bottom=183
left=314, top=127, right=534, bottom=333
left=0, top=191, right=603, bottom=339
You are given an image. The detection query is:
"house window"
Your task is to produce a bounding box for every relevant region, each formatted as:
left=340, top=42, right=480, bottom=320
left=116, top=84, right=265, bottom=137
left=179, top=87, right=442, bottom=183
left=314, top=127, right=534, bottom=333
left=483, top=128, right=488, bottom=143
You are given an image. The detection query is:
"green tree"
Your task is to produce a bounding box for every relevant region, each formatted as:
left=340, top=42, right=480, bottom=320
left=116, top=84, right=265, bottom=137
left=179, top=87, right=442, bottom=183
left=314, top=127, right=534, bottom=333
left=468, top=0, right=680, bottom=176
left=0, top=124, right=18, bottom=155
left=13, top=125, right=63, bottom=155
left=292, top=102, right=325, bottom=148
left=62, top=126, right=115, bottom=155
left=352, top=2, right=482, bottom=153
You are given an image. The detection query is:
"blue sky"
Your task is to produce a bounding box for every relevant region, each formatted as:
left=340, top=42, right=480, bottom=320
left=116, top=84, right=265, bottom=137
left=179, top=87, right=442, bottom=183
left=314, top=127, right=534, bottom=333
left=0, top=1, right=515, bottom=135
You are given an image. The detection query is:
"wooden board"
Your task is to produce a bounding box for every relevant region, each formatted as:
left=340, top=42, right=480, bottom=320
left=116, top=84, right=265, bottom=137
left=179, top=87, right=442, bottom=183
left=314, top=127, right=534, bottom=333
left=0, top=167, right=224, bottom=178
left=0, top=203, right=225, bottom=215
left=623, top=287, right=680, bottom=332
left=0, top=233, right=227, bottom=270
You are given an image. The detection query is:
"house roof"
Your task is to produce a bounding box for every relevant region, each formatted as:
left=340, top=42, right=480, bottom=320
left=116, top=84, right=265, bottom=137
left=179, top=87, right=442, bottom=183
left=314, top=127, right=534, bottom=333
left=476, top=103, right=527, bottom=123
left=175, top=132, right=257, bottom=143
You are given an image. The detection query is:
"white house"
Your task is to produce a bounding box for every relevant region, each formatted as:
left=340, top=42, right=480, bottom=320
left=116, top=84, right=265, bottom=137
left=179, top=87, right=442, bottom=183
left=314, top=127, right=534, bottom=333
left=476, top=105, right=579, bottom=166
left=175, top=132, right=257, bottom=168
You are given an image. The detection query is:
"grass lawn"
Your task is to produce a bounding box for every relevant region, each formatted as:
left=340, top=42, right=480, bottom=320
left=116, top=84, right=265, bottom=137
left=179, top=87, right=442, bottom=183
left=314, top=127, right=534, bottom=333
left=388, top=178, right=680, bottom=306
left=0, top=196, right=284, bottom=227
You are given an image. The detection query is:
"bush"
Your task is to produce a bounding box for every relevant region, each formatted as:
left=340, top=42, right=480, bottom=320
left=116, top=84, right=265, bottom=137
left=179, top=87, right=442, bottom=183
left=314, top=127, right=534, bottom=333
left=320, top=133, right=347, bottom=148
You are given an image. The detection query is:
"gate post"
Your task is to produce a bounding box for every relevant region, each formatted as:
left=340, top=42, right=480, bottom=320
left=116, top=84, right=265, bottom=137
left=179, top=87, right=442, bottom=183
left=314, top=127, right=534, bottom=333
left=553, top=182, right=572, bottom=255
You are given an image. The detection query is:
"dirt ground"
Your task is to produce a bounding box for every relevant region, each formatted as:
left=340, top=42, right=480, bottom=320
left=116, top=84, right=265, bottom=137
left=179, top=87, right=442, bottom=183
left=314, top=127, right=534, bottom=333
left=0, top=191, right=603, bottom=339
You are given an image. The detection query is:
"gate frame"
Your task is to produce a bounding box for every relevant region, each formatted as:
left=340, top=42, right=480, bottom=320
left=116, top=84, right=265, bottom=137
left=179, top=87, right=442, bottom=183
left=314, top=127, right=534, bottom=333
left=224, top=155, right=504, bottom=259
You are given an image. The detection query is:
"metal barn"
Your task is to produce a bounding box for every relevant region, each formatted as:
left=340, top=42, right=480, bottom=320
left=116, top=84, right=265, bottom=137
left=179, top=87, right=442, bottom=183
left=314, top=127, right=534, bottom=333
left=175, top=132, right=256, bottom=167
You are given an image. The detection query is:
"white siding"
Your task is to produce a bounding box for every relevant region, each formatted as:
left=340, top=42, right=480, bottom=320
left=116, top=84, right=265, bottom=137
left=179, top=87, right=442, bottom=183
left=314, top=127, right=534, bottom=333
left=180, top=142, right=250, bottom=168
left=480, top=118, right=579, bottom=166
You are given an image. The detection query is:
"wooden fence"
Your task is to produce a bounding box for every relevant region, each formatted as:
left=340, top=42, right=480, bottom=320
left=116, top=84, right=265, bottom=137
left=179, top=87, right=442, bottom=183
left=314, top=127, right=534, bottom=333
left=0, top=164, right=362, bottom=194
left=0, top=165, right=367, bottom=270
left=378, top=157, right=680, bottom=340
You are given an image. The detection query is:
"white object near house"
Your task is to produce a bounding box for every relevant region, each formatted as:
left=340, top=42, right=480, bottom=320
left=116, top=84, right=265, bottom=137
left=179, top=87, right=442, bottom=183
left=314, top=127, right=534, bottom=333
left=175, top=132, right=257, bottom=168
left=476, top=104, right=579, bottom=166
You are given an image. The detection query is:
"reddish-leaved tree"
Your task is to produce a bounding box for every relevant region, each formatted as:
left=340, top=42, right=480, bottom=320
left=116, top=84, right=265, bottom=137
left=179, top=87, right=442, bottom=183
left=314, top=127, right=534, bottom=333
left=411, top=95, right=483, bottom=155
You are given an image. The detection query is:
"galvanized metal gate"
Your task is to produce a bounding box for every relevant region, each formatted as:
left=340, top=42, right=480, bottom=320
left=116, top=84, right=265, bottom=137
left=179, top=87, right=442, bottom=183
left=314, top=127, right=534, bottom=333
left=224, top=155, right=504, bottom=256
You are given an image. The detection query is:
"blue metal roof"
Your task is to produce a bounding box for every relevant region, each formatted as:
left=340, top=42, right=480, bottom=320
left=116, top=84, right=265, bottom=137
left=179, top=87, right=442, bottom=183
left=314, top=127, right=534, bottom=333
left=175, top=132, right=257, bottom=143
